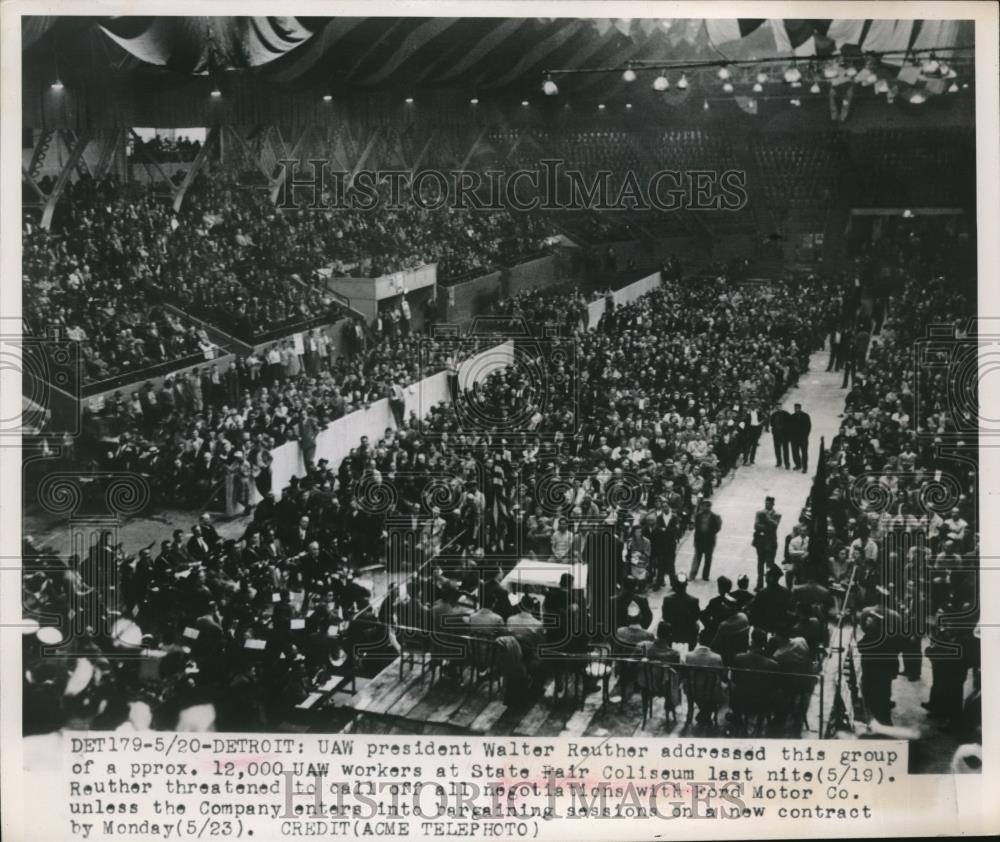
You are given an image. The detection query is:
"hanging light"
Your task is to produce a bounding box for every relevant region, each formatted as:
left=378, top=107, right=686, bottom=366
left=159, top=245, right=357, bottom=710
left=921, top=57, right=939, bottom=74
left=625, top=103, right=633, bottom=109
left=752, top=82, right=763, bottom=93
left=756, top=71, right=768, bottom=84
left=598, top=103, right=606, bottom=110
left=470, top=97, right=479, bottom=105
left=809, top=82, right=821, bottom=94
left=722, top=82, right=734, bottom=93
left=676, top=73, right=688, bottom=90
left=909, top=91, right=926, bottom=104
left=703, top=100, right=710, bottom=110
left=322, top=94, right=333, bottom=102
left=784, top=65, right=801, bottom=84
left=717, top=65, right=731, bottom=80
left=948, top=82, right=959, bottom=94
left=405, top=97, right=414, bottom=103
left=210, top=86, right=222, bottom=98
left=962, top=82, right=969, bottom=89
left=51, top=80, right=64, bottom=91
left=652, top=74, right=670, bottom=91
left=790, top=98, right=801, bottom=107
left=902, top=209, right=914, bottom=219
left=946, top=67, right=958, bottom=79
left=622, top=67, right=637, bottom=83
left=542, top=78, right=558, bottom=96
left=521, top=100, right=529, bottom=107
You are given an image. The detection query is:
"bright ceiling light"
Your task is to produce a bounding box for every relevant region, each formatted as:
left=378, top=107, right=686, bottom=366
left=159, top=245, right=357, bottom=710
left=784, top=66, right=801, bottom=84
left=752, top=82, right=763, bottom=93
left=756, top=71, right=768, bottom=84
left=810, top=82, right=821, bottom=94
left=542, top=78, right=559, bottom=96
left=722, top=82, right=733, bottom=93
left=623, top=68, right=637, bottom=82
left=51, top=80, right=64, bottom=91
left=717, top=66, right=731, bottom=80
left=676, top=73, right=688, bottom=90
left=652, top=74, right=670, bottom=91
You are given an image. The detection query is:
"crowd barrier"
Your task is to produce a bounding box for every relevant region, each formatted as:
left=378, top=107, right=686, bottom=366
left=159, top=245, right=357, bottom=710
left=268, top=341, right=514, bottom=496
left=586, top=270, right=662, bottom=329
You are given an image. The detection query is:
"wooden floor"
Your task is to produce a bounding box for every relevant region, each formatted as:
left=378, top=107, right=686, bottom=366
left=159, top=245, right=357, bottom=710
left=340, top=656, right=831, bottom=739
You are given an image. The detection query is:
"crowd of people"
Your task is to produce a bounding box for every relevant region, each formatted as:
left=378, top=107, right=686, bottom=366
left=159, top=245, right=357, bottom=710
left=814, top=227, right=980, bottom=741
left=23, top=262, right=852, bottom=735
left=23, top=178, right=217, bottom=383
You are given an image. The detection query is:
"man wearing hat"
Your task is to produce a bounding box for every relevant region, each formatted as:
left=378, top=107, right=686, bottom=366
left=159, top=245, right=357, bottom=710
left=699, top=576, right=738, bottom=640
left=752, top=496, right=781, bottom=590
left=649, top=499, right=680, bottom=590
left=689, top=499, right=722, bottom=581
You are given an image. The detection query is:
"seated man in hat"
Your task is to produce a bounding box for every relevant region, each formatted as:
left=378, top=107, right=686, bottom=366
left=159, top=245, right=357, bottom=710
left=612, top=600, right=656, bottom=700
left=699, top=576, right=738, bottom=640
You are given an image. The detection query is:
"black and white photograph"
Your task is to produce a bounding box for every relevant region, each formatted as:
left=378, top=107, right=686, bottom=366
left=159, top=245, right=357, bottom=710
left=4, top=5, right=1000, bottom=840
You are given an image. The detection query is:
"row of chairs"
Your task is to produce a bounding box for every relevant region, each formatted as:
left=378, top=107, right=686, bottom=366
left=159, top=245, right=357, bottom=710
left=393, top=627, right=819, bottom=735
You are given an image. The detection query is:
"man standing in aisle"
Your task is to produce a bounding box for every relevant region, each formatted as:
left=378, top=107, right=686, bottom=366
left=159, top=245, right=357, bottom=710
left=769, top=402, right=791, bottom=469
left=689, top=499, right=722, bottom=581
left=741, top=401, right=765, bottom=465
left=787, top=403, right=812, bottom=474
left=752, top=496, right=781, bottom=590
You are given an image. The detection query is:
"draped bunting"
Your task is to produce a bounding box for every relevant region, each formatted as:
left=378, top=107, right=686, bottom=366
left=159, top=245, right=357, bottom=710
left=99, top=16, right=317, bottom=73
left=25, top=16, right=971, bottom=95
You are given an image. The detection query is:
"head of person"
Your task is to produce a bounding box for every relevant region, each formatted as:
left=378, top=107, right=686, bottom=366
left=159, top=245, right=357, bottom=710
left=717, top=576, right=733, bottom=596
left=765, top=495, right=775, bottom=511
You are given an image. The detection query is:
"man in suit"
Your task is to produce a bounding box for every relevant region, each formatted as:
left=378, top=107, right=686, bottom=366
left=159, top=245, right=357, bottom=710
left=732, top=628, right=780, bottom=724
left=787, top=403, right=812, bottom=474
left=842, top=321, right=870, bottom=389
left=284, top=515, right=316, bottom=557
left=186, top=524, right=213, bottom=563
left=689, top=499, right=722, bottom=581
left=826, top=324, right=844, bottom=372
left=752, top=496, right=782, bottom=590
left=699, top=576, right=738, bottom=640
left=769, top=403, right=791, bottom=469
left=748, top=566, right=794, bottom=634
left=198, top=513, right=222, bottom=552
left=649, top=500, right=681, bottom=590
left=298, top=409, right=319, bottom=473
left=685, top=629, right=727, bottom=725
left=661, top=573, right=701, bottom=650
left=741, top=401, right=765, bottom=465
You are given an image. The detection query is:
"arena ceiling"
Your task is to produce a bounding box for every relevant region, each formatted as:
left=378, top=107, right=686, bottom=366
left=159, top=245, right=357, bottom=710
left=24, top=16, right=973, bottom=97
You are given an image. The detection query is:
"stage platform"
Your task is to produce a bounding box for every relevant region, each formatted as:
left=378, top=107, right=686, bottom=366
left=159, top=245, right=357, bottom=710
left=338, top=657, right=830, bottom=739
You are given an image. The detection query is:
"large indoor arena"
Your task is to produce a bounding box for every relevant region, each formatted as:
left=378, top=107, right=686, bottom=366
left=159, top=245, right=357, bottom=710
left=19, top=15, right=979, bottom=774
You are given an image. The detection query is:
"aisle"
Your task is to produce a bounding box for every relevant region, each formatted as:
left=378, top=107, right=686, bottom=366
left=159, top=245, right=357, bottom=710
left=660, top=346, right=846, bottom=607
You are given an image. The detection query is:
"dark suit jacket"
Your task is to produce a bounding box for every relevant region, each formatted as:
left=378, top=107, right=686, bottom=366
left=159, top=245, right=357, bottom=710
left=661, top=591, right=701, bottom=646
left=787, top=411, right=812, bottom=442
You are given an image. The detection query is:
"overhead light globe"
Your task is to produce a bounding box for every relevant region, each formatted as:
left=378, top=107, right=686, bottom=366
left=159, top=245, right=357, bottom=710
left=652, top=74, right=670, bottom=91
left=542, top=78, right=559, bottom=96
left=784, top=66, right=801, bottom=84
left=790, top=98, right=801, bottom=107
left=752, top=82, right=763, bottom=93
left=948, top=82, right=959, bottom=93
left=622, top=68, right=637, bottom=83
left=756, top=71, right=768, bottom=84
left=676, top=73, right=688, bottom=90
left=909, top=92, right=926, bottom=104
left=810, top=82, right=821, bottom=94
left=717, top=66, right=731, bottom=80
left=51, top=80, right=64, bottom=91
left=722, top=82, right=733, bottom=93
left=703, top=100, right=710, bottom=110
